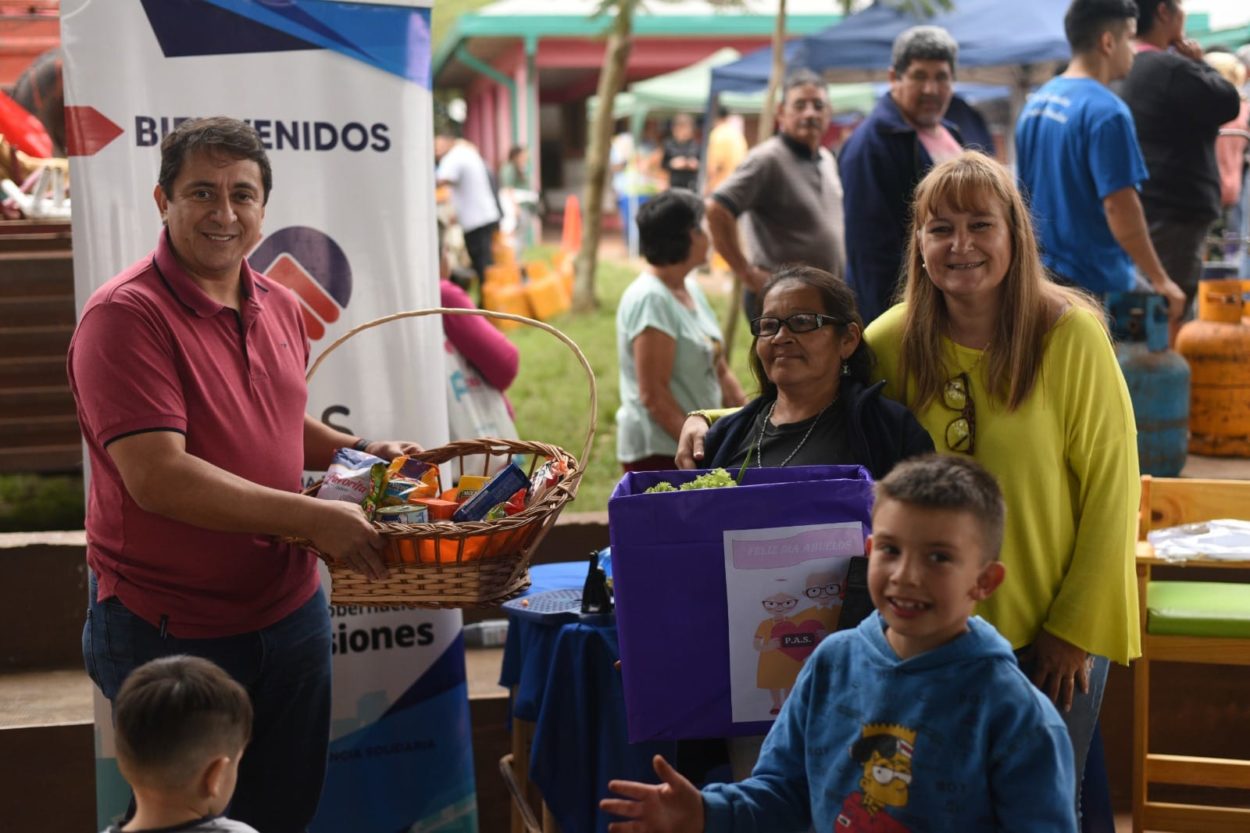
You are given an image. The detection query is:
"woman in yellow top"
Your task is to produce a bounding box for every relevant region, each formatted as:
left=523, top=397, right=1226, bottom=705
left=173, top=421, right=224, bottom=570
left=679, top=152, right=1140, bottom=801
left=871, top=150, right=1138, bottom=784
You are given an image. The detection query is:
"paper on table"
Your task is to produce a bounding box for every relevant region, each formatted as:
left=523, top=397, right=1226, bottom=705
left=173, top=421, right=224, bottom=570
left=1147, top=520, right=1250, bottom=562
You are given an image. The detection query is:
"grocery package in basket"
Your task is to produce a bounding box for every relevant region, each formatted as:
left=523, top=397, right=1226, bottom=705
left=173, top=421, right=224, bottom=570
left=608, top=465, right=874, bottom=742
left=314, top=447, right=567, bottom=564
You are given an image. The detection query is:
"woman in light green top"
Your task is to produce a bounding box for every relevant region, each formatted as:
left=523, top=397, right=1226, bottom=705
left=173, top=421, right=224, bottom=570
left=616, top=190, right=744, bottom=472
left=680, top=153, right=1139, bottom=807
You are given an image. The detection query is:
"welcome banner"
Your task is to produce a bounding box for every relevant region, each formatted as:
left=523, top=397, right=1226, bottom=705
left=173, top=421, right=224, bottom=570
left=59, top=1, right=476, bottom=830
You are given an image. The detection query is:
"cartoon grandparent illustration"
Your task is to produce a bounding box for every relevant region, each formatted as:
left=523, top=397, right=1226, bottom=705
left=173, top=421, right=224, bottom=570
left=795, top=568, right=843, bottom=637
left=753, top=591, right=802, bottom=715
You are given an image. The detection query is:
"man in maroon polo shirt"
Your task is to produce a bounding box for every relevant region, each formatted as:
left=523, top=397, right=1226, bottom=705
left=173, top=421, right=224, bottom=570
left=68, top=116, right=419, bottom=833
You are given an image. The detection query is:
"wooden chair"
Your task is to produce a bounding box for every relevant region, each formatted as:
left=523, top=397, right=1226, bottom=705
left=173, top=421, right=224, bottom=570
left=499, top=711, right=561, bottom=833
left=1133, top=476, right=1250, bottom=832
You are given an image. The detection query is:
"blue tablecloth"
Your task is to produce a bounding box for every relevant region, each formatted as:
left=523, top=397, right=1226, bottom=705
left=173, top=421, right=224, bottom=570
left=500, top=562, right=675, bottom=833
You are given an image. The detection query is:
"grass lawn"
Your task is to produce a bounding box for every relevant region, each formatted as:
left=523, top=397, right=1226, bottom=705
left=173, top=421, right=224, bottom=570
left=0, top=474, right=85, bottom=532
left=507, top=247, right=756, bottom=514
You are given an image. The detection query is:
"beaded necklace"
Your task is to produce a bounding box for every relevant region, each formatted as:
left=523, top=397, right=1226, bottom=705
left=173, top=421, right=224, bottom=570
left=755, top=397, right=836, bottom=468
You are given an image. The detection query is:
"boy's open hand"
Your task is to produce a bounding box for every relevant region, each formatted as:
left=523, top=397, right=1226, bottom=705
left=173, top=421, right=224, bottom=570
left=601, top=755, right=704, bottom=833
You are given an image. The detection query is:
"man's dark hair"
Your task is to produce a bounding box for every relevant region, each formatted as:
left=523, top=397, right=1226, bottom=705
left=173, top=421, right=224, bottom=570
left=749, top=264, right=875, bottom=399
left=1065, top=0, right=1140, bottom=53
left=114, top=656, right=253, bottom=789
left=891, top=25, right=959, bottom=76
left=783, top=68, right=824, bottom=97
left=508, top=145, right=526, bottom=163
left=637, top=188, right=703, bottom=266
left=158, top=117, right=272, bottom=205
left=873, top=454, right=1006, bottom=562
left=1135, top=0, right=1175, bottom=37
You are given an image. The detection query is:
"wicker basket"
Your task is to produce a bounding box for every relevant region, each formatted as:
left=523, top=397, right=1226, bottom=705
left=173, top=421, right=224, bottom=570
left=301, top=307, right=596, bottom=608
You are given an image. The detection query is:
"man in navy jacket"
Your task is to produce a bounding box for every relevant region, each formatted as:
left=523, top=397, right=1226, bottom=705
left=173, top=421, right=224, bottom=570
left=839, top=26, right=969, bottom=324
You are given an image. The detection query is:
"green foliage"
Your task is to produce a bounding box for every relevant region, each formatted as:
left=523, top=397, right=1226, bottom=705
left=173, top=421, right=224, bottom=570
left=0, top=474, right=85, bottom=532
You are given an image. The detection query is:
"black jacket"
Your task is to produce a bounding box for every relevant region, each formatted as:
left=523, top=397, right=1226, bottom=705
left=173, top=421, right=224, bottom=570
left=1118, top=50, right=1241, bottom=223
left=838, top=94, right=965, bottom=325
left=703, top=378, right=934, bottom=480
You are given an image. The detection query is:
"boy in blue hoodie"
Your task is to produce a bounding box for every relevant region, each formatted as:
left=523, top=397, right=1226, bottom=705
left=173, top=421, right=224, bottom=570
left=602, top=455, right=1075, bottom=832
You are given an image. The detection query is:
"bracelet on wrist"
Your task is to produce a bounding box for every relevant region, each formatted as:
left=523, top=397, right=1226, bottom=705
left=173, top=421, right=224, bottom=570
left=352, top=438, right=371, bottom=452
left=685, top=411, right=712, bottom=426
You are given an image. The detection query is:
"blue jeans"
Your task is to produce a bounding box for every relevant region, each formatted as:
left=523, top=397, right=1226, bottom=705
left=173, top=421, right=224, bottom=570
left=1240, top=165, right=1250, bottom=279
left=1015, top=647, right=1110, bottom=817
left=84, top=572, right=332, bottom=833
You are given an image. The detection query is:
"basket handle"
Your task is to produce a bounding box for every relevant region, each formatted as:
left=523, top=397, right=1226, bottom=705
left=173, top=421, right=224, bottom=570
left=305, top=307, right=598, bottom=467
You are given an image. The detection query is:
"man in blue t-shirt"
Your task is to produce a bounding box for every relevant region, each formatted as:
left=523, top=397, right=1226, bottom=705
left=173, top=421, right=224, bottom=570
left=1016, top=0, right=1184, bottom=322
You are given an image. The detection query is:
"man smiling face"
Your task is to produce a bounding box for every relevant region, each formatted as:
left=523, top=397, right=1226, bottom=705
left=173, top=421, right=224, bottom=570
left=154, top=148, right=266, bottom=293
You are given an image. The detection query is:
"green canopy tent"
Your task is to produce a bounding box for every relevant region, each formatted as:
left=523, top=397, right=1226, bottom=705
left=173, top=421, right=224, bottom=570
left=589, top=47, right=878, bottom=131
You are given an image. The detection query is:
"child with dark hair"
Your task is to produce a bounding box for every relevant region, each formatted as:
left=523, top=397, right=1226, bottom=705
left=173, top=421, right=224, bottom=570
left=616, top=189, right=744, bottom=472
left=105, top=656, right=256, bottom=833
left=602, top=455, right=1076, bottom=832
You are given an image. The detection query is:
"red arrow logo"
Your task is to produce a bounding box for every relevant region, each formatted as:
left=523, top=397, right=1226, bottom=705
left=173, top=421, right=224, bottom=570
left=65, top=106, right=124, bottom=156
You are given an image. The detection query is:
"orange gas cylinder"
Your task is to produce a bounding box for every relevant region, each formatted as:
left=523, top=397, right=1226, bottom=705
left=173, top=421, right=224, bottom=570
left=1175, top=280, right=1250, bottom=456
left=482, top=282, right=531, bottom=330
left=484, top=262, right=521, bottom=286
left=524, top=273, right=571, bottom=321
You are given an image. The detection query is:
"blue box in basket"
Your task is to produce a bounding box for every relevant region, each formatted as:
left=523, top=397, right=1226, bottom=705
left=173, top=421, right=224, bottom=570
left=608, top=465, right=874, bottom=742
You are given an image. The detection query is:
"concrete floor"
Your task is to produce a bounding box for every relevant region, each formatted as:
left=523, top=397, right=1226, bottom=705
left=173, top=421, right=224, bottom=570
left=1, top=647, right=508, bottom=731
left=0, top=667, right=92, bottom=730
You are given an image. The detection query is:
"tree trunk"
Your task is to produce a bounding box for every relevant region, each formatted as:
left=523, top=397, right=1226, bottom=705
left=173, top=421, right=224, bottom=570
left=756, top=0, right=787, bottom=144
left=573, top=1, right=635, bottom=313
left=724, top=0, right=786, bottom=358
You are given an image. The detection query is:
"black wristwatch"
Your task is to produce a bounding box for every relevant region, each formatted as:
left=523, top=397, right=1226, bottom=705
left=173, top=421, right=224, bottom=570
left=352, top=438, right=371, bottom=452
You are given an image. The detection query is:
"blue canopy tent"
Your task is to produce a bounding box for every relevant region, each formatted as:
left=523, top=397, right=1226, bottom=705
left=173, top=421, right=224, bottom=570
left=708, top=0, right=1074, bottom=159
left=790, top=0, right=1071, bottom=76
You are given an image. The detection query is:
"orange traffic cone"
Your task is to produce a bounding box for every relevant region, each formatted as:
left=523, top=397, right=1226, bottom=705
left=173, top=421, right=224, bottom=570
left=561, top=194, right=582, bottom=256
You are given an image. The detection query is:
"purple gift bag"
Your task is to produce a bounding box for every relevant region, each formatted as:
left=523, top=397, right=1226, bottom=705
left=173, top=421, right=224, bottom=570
left=608, top=465, right=874, bottom=742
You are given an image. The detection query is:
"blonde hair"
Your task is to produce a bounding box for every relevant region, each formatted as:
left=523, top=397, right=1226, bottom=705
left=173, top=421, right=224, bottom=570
left=1204, top=51, right=1247, bottom=90
left=899, top=152, right=1103, bottom=412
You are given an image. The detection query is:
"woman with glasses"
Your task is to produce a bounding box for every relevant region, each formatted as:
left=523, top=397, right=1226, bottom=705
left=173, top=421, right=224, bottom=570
left=869, top=151, right=1136, bottom=815
left=617, top=189, right=745, bottom=472
left=677, top=264, right=930, bottom=784
left=695, top=264, right=932, bottom=477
